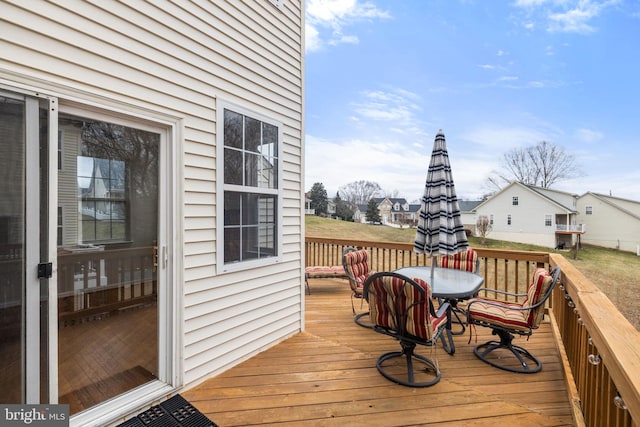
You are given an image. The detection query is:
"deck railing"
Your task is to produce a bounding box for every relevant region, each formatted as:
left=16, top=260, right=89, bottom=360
left=57, top=246, right=157, bottom=325
left=305, top=237, right=640, bottom=427
left=556, top=224, right=587, bottom=233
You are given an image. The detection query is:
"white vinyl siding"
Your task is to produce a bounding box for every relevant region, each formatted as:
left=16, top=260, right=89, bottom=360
left=577, top=193, right=640, bottom=252
left=1, top=0, right=304, bottom=422
left=58, top=128, right=81, bottom=246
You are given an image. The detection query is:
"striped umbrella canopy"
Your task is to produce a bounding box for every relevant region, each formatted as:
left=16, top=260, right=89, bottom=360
left=414, top=130, right=469, bottom=261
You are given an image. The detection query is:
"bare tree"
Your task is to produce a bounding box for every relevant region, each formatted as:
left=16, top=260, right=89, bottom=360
left=339, top=180, right=382, bottom=205
left=384, top=188, right=401, bottom=199
left=486, top=140, right=582, bottom=190
left=476, top=215, right=492, bottom=245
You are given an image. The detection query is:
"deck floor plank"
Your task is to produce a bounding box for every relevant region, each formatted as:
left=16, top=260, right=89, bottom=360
left=183, top=277, right=575, bottom=426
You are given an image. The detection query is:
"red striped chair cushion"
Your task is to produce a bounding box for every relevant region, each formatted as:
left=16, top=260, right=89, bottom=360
left=368, top=276, right=445, bottom=341
left=343, top=249, right=372, bottom=294
left=305, top=265, right=346, bottom=278
left=468, top=267, right=553, bottom=331
left=439, top=248, right=478, bottom=273
left=467, top=299, right=530, bottom=331
left=524, top=267, right=553, bottom=326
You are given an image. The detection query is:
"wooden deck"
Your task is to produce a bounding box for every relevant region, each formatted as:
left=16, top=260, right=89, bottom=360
left=183, top=277, right=576, bottom=426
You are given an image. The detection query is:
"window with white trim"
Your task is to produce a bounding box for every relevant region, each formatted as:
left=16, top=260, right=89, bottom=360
left=217, top=102, right=281, bottom=270
left=586, top=206, right=593, bottom=215
left=507, top=214, right=512, bottom=225
left=512, top=196, right=518, bottom=206
left=545, top=214, right=552, bottom=227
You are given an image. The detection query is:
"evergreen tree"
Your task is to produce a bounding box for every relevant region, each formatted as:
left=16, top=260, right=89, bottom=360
left=309, top=182, right=328, bottom=216
left=334, top=192, right=355, bottom=221
left=365, top=198, right=381, bottom=224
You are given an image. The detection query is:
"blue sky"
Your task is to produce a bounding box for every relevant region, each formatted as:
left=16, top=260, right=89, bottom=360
left=304, top=0, right=640, bottom=203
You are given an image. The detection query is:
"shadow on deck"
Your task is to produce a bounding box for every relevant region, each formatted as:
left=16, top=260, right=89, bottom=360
left=183, top=277, right=575, bottom=426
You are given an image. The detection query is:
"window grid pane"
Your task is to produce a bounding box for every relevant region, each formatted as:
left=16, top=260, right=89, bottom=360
left=223, top=108, right=279, bottom=265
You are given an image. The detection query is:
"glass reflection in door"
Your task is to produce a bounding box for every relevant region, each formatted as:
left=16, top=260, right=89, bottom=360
left=57, top=115, right=160, bottom=414
left=0, top=93, right=27, bottom=403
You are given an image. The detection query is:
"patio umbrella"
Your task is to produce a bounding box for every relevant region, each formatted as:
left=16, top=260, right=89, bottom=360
left=414, top=129, right=469, bottom=282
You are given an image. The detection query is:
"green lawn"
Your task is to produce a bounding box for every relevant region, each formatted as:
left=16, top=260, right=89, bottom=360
left=305, top=216, right=640, bottom=330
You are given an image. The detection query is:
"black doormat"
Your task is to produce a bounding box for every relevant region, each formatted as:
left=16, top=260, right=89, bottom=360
left=116, top=394, right=217, bottom=427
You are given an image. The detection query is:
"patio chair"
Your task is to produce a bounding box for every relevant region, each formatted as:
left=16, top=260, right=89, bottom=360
left=466, top=266, right=561, bottom=373
left=438, top=248, right=480, bottom=335
left=342, top=247, right=374, bottom=327
left=363, top=271, right=450, bottom=387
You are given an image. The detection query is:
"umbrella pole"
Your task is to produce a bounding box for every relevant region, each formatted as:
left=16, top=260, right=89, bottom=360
left=430, top=256, right=435, bottom=284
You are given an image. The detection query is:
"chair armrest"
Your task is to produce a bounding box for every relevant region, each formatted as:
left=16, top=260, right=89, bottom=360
left=476, top=288, right=527, bottom=298
left=467, top=298, right=527, bottom=312
left=435, top=301, right=451, bottom=318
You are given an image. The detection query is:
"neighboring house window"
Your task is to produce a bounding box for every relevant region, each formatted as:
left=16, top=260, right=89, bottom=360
left=507, top=214, right=512, bottom=225
left=58, top=130, right=63, bottom=170
left=512, top=196, right=518, bottom=206
left=545, top=215, right=552, bottom=227
left=57, top=206, right=63, bottom=246
left=586, top=206, right=593, bottom=215
left=490, top=214, right=494, bottom=225
left=217, top=103, right=281, bottom=270
left=78, top=156, right=127, bottom=242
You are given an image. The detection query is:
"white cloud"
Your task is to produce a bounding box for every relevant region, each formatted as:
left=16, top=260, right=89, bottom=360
left=548, top=7, right=599, bottom=33
left=351, top=88, right=425, bottom=134
left=305, top=22, right=321, bottom=52
left=556, top=169, right=640, bottom=201
left=512, top=0, right=621, bottom=34
left=305, top=0, right=391, bottom=52
left=462, top=126, right=554, bottom=151
left=575, top=128, right=603, bottom=144
left=304, top=133, right=491, bottom=202
left=513, top=0, right=552, bottom=6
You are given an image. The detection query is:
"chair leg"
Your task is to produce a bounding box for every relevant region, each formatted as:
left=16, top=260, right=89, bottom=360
left=438, top=298, right=465, bottom=335
left=352, top=293, right=373, bottom=329
left=354, top=311, right=372, bottom=329
left=376, top=340, right=441, bottom=387
left=473, top=329, right=542, bottom=373
left=450, top=306, right=466, bottom=335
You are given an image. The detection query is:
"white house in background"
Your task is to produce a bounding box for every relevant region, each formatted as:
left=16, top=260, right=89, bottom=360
left=353, top=198, right=420, bottom=226
left=576, top=192, right=640, bottom=253
left=474, top=182, right=584, bottom=248
left=0, top=2, right=304, bottom=426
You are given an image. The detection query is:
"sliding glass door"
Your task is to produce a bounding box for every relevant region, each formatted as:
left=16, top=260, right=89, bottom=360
left=57, top=112, right=161, bottom=414
left=0, top=88, right=170, bottom=416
